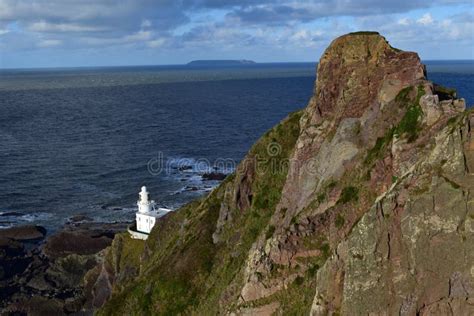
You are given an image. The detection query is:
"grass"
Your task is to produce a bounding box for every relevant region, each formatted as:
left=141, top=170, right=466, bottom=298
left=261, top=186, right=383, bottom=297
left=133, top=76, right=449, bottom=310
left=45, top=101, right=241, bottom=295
left=447, top=116, right=458, bottom=125
left=364, top=128, right=394, bottom=166
left=395, top=104, right=423, bottom=142
left=441, top=175, right=461, bottom=189
left=319, top=243, right=331, bottom=259
left=327, top=180, right=337, bottom=190
left=98, top=110, right=304, bottom=315
left=365, top=85, right=425, bottom=166
left=395, top=86, right=413, bottom=103
left=317, top=192, right=326, bottom=203
left=337, top=186, right=359, bottom=204
left=434, top=84, right=457, bottom=100
left=294, top=276, right=304, bottom=286
left=335, top=214, right=345, bottom=228
left=394, top=85, right=425, bottom=143
left=266, top=225, right=276, bottom=239
left=307, top=263, right=320, bottom=278
left=349, top=31, right=379, bottom=36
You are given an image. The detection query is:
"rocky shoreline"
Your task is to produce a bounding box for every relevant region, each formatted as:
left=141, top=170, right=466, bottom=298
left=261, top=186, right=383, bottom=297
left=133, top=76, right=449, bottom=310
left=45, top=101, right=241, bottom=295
left=0, top=218, right=129, bottom=315
left=0, top=170, right=229, bottom=315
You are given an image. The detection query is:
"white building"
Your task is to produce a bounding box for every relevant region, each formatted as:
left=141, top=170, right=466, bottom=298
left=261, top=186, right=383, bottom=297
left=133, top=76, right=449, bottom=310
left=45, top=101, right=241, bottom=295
left=129, top=186, right=171, bottom=240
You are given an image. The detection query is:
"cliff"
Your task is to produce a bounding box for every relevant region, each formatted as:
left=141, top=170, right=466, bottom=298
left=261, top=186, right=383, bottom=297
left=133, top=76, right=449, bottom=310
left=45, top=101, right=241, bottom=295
left=95, top=32, right=474, bottom=315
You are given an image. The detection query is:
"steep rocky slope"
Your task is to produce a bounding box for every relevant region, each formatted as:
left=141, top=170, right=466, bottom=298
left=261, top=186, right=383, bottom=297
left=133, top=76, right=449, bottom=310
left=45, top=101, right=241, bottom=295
left=95, top=32, right=473, bottom=315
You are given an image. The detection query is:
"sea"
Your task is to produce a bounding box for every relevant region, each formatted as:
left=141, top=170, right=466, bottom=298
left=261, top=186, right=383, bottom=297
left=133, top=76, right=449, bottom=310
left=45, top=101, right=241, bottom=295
left=0, top=61, right=472, bottom=232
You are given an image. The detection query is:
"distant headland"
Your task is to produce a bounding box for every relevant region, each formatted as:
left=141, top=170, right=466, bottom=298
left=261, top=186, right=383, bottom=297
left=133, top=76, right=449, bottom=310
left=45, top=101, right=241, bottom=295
left=187, top=59, right=256, bottom=66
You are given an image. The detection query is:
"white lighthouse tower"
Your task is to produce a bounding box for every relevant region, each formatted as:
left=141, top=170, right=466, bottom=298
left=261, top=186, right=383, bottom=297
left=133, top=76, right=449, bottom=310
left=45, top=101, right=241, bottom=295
left=138, top=186, right=152, bottom=213
left=129, top=186, right=172, bottom=240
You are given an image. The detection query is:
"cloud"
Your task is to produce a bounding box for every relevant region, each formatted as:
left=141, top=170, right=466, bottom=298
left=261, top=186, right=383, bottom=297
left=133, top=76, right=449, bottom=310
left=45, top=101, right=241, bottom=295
left=147, top=38, right=166, bottom=48
left=417, top=13, right=434, bottom=25
left=0, top=0, right=473, bottom=66
left=28, top=20, right=107, bottom=33
left=37, top=39, right=62, bottom=48
left=353, top=10, right=474, bottom=58
left=397, top=18, right=411, bottom=26
left=78, top=30, right=155, bottom=47
left=141, top=19, right=152, bottom=28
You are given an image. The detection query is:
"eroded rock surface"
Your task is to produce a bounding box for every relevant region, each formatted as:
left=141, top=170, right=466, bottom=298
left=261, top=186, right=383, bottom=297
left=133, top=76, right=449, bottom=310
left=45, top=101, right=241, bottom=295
left=0, top=221, right=128, bottom=315
left=234, top=33, right=472, bottom=315
left=38, top=32, right=472, bottom=315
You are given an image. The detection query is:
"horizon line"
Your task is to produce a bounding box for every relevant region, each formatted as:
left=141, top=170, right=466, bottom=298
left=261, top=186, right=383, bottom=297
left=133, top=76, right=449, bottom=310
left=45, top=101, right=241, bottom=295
left=1, top=59, right=473, bottom=71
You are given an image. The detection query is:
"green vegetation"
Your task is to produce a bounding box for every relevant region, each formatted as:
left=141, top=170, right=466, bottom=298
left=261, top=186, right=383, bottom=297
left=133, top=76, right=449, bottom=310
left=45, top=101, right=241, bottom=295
left=307, top=263, right=320, bottom=278
left=433, top=84, right=456, bottom=100
left=102, top=233, right=145, bottom=289
left=349, top=31, right=379, bottom=36
left=394, top=85, right=425, bottom=143
left=290, top=215, right=298, bottom=225
left=364, top=128, right=394, bottom=166
left=317, top=192, right=326, bottom=203
left=327, top=180, right=337, bottom=190
left=319, top=243, right=331, bottom=258
left=441, top=175, right=461, bottom=189
left=270, top=253, right=327, bottom=314
left=391, top=175, right=398, bottom=183
left=395, top=104, right=423, bottom=142
left=365, top=85, right=426, bottom=167
left=338, top=186, right=359, bottom=204
left=395, top=86, right=413, bottom=103
left=294, top=276, right=304, bottom=286
left=447, top=116, right=458, bottom=125
left=335, top=214, right=345, bottom=228
left=98, top=110, right=304, bottom=315
left=266, top=225, right=276, bottom=239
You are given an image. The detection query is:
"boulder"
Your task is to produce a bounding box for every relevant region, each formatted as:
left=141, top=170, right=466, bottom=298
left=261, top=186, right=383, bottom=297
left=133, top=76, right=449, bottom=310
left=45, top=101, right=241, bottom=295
left=68, top=214, right=93, bottom=223
left=0, top=237, right=31, bottom=280
left=0, top=225, right=46, bottom=241
left=0, top=221, right=128, bottom=313
left=202, top=172, right=227, bottom=181
left=44, top=221, right=127, bottom=257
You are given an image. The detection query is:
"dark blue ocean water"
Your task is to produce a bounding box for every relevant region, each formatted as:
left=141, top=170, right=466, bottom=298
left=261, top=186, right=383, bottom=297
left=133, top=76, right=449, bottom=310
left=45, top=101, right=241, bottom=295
left=0, top=62, right=472, bottom=231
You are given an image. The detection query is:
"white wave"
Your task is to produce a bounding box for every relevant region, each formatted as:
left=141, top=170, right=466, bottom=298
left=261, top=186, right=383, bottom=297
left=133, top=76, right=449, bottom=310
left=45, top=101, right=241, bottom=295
left=20, top=212, right=53, bottom=222
left=0, top=223, right=13, bottom=229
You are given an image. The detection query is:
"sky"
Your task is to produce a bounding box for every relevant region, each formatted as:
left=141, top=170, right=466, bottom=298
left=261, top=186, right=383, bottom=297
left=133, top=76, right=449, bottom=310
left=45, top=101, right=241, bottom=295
left=0, top=0, right=473, bottom=68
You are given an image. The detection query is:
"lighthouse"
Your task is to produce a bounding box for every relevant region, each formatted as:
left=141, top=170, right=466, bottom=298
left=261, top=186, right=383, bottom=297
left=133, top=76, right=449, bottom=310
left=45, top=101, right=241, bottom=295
left=130, top=186, right=172, bottom=240
left=138, top=186, right=152, bottom=213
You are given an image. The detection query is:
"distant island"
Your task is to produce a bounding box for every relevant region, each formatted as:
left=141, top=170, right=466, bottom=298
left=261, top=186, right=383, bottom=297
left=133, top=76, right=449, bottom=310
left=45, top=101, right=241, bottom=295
left=187, top=59, right=256, bottom=66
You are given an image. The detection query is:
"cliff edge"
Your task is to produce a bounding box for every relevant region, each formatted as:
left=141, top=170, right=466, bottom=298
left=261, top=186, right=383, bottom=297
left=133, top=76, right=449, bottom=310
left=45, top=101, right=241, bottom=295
left=95, top=32, right=473, bottom=315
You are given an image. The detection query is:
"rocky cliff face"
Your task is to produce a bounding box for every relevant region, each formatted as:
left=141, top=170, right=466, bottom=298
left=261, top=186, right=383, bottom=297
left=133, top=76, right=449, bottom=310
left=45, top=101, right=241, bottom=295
left=96, top=32, right=473, bottom=315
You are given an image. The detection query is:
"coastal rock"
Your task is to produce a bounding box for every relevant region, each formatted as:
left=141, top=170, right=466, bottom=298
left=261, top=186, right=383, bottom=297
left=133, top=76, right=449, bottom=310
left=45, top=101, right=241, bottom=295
left=0, top=237, right=31, bottom=281
left=178, top=165, right=193, bottom=171
left=68, top=214, right=93, bottom=223
left=280, top=31, right=425, bottom=219
left=0, top=211, right=23, bottom=217
left=43, top=222, right=127, bottom=259
left=49, top=32, right=474, bottom=315
left=4, top=296, right=66, bottom=316
left=0, top=225, right=46, bottom=241
left=0, top=221, right=129, bottom=314
left=202, top=172, right=227, bottom=181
